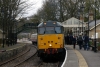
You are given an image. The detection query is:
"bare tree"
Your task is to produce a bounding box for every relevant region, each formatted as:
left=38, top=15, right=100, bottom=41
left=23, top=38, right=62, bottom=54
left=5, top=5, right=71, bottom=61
left=0, top=0, right=31, bottom=45
left=30, top=0, right=58, bottom=22
left=29, top=0, right=100, bottom=23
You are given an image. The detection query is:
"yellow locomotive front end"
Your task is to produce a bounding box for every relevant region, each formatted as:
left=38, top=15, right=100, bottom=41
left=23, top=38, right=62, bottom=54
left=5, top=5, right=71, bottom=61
left=38, top=34, right=64, bottom=54
left=37, top=21, right=65, bottom=58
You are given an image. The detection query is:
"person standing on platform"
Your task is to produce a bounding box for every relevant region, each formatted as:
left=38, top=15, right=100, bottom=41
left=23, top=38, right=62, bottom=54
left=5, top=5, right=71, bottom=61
left=66, top=34, right=69, bottom=45
left=77, top=34, right=83, bottom=50
left=64, top=35, right=67, bottom=44
left=72, top=36, right=76, bottom=49
left=83, top=34, right=90, bottom=50
left=69, top=35, right=73, bottom=45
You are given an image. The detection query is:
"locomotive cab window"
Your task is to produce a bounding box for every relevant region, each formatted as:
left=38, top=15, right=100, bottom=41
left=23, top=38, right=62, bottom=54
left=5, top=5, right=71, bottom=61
left=38, top=27, right=63, bottom=34
left=38, top=27, right=45, bottom=34
left=45, top=27, right=55, bottom=34
left=55, top=27, right=62, bottom=33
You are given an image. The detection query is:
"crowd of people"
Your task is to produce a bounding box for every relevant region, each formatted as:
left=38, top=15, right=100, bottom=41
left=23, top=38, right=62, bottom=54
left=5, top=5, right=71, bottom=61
left=65, top=34, right=90, bottom=50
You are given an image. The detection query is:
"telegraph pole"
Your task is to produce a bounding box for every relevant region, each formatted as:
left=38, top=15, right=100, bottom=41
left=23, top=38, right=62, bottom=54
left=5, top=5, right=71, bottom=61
left=94, top=0, right=97, bottom=52
left=1, top=7, right=5, bottom=48
left=59, top=0, right=64, bottom=22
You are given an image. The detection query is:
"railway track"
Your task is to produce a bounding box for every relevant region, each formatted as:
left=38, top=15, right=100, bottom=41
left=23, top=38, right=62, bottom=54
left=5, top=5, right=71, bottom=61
left=0, top=45, right=37, bottom=67
left=17, top=54, right=63, bottom=67
left=38, top=61, right=61, bottom=67
left=0, top=44, right=64, bottom=67
left=15, top=50, right=63, bottom=67
left=17, top=53, right=42, bottom=67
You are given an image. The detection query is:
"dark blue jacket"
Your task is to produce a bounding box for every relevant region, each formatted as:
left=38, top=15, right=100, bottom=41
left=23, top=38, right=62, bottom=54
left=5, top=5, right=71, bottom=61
left=72, top=37, right=76, bottom=43
left=84, top=36, right=89, bottom=43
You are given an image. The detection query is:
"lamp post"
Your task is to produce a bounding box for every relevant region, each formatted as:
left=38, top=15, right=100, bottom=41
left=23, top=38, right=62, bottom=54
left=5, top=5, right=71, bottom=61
left=1, top=7, right=4, bottom=48
left=94, top=0, right=97, bottom=52
left=77, top=8, right=82, bottom=35
left=88, top=8, right=90, bottom=37
left=80, top=4, right=85, bottom=35
left=14, top=19, right=17, bottom=44
left=87, top=8, right=90, bottom=48
left=78, top=3, right=85, bottom=35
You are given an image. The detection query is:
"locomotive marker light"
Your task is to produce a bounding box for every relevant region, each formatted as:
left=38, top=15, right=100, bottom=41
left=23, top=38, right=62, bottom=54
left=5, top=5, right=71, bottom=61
left=58, top=37, right=61, bottom=39
left=44, top=22, right=46, bottom=25
left=53, top=22, right=56, bottom=24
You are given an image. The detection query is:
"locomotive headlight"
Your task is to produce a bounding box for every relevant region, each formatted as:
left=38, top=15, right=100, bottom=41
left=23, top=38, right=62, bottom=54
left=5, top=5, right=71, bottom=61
left=49, top=44, right=52, bottom=47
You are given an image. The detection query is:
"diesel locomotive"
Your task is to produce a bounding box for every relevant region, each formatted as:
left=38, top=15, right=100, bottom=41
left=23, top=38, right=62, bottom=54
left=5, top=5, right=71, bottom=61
left=37, top=20, right=65, bottom=59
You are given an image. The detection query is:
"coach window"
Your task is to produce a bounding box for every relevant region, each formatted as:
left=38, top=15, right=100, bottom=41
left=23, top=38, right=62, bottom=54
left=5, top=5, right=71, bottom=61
left=55, top=27, right=61, bottom=33
left=38, top=27, right=45, bottom=34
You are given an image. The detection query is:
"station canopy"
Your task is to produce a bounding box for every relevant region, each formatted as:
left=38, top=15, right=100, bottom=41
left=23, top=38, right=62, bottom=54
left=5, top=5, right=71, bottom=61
left=62, top=17, right=82, bottom=27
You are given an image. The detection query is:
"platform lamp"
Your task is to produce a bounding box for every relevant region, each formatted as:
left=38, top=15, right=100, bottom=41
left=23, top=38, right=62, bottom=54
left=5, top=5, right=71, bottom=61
left=77, top=8, right=82, bottom=35
left=1, top=7, right=5, bottom=48
left=87, top=8, right=90, bottom=48
left=80, top=4, right=85, bottom=35
left=88, top=8, right=90, bottom=37
left=94, top=0, right=97, bottom=52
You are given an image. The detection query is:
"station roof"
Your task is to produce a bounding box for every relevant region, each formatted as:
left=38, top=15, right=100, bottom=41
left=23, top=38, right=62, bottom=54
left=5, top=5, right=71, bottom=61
left=62, top=17, right=86, bottom=27
left=89, top=20, right=100, bottom=30
left=62, top=17, right=81, bottom=25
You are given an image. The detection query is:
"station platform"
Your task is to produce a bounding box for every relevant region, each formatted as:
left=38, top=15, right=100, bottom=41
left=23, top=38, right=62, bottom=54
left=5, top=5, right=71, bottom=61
left=62, top=45, right=100, bottom=67
left=0, top=42, right=29, bottom=63
left=0, top=38, right=32, bottom=52
left=0, top=44, right=25, bottom=52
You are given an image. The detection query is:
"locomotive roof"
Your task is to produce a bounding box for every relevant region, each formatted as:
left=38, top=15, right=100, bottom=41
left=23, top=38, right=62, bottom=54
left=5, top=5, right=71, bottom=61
left=38, top=21, right=62, bottom=27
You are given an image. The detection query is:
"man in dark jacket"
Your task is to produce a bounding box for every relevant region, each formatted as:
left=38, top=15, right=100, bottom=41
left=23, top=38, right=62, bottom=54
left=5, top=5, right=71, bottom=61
left=83, top=34, right=89, bottom=50
left=66, top=34, right=70, bottom=44
left=77, top=35, right=83, bottom=50
left=72, top=36, right=76, bottom=49
left=69, top=35, right=73, bottom=45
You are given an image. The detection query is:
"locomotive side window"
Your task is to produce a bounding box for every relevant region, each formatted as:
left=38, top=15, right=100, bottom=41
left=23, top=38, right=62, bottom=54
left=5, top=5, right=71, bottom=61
left=38, top=27, right=45, bottom=34
left=55, top=27, right=61, bottom=33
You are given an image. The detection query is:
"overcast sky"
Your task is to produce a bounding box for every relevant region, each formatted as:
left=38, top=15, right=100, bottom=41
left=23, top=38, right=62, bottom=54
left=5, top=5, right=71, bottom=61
left=22, top=0, right=45, bottom=17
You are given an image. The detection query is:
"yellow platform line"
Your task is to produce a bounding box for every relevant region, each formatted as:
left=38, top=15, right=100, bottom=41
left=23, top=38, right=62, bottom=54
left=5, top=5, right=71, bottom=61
left=68, top=46, right=88, bottom=67
left=75, top=50, right=88, bottom=67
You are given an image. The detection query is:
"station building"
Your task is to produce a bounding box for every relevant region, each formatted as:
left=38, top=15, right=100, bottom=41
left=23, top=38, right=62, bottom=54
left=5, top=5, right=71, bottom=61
left=89, top=20, right=100, bottom=40
left=62, top=17, right=87, bottom=36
